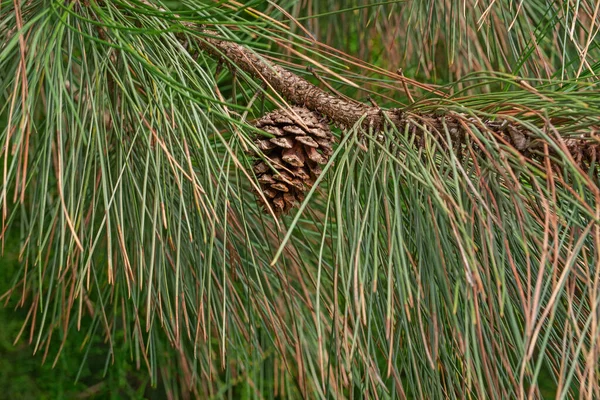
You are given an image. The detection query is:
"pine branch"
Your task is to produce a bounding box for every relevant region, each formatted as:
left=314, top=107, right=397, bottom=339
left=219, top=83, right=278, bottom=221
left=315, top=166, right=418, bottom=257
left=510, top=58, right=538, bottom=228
left=191, top=30, right=600, bottom=170
left=196, top=31, right=399, bottom=131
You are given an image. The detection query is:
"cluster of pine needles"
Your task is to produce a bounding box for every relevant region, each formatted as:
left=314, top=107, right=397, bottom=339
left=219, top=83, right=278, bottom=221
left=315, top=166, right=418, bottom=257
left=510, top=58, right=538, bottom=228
left=1, top=0, right=600, bottom=398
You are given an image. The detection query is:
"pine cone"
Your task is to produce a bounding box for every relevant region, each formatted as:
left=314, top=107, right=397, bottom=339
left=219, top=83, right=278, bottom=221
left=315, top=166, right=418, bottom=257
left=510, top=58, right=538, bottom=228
left=252, top=107, right=334, bottom=215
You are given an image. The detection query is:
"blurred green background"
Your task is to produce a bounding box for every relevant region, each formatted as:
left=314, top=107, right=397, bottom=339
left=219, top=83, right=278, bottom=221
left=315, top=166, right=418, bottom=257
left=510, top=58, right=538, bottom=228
left=0, top=233, right=159, bottom=399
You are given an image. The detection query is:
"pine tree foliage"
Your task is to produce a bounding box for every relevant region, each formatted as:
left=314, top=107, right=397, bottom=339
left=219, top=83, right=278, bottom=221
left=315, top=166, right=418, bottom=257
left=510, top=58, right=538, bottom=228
left=1, top=0, right=600, bottom=398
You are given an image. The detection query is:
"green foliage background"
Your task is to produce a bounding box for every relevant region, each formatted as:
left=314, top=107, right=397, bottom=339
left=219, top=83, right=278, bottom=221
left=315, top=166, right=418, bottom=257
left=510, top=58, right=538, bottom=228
left=0, top=235, right=158, bottom=399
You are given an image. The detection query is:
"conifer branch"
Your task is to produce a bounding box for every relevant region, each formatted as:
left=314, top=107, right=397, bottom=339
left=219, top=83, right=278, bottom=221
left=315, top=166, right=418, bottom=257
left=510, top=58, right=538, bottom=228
left=191, top=30, right=600, bottom=169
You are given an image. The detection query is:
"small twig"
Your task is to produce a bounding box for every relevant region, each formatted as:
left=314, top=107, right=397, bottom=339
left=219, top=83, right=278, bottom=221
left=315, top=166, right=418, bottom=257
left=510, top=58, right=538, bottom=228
left=396, top=68, right=415, bottom=104
left=367, top=96, right=379, bottom=108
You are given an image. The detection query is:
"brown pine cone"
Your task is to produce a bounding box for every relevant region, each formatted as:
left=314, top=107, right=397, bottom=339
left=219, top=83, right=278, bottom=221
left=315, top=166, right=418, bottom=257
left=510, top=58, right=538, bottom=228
left=251, top=107, right=334, bottom=215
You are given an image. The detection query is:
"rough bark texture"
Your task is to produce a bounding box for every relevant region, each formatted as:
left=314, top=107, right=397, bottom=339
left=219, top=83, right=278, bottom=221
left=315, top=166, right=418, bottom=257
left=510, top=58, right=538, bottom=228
left=197, top=31, right=402, bottom=131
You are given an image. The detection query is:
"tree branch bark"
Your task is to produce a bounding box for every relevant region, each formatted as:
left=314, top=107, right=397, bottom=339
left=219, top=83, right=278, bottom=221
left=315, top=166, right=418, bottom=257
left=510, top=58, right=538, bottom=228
left=196, top=31, right=401, bottom=131
left=189, top=31, right=599, bottom=170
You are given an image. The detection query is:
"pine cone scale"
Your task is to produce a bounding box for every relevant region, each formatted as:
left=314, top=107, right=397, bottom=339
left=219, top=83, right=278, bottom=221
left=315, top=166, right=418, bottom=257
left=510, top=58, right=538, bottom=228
left=296, top=136, right=319, bottom=148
